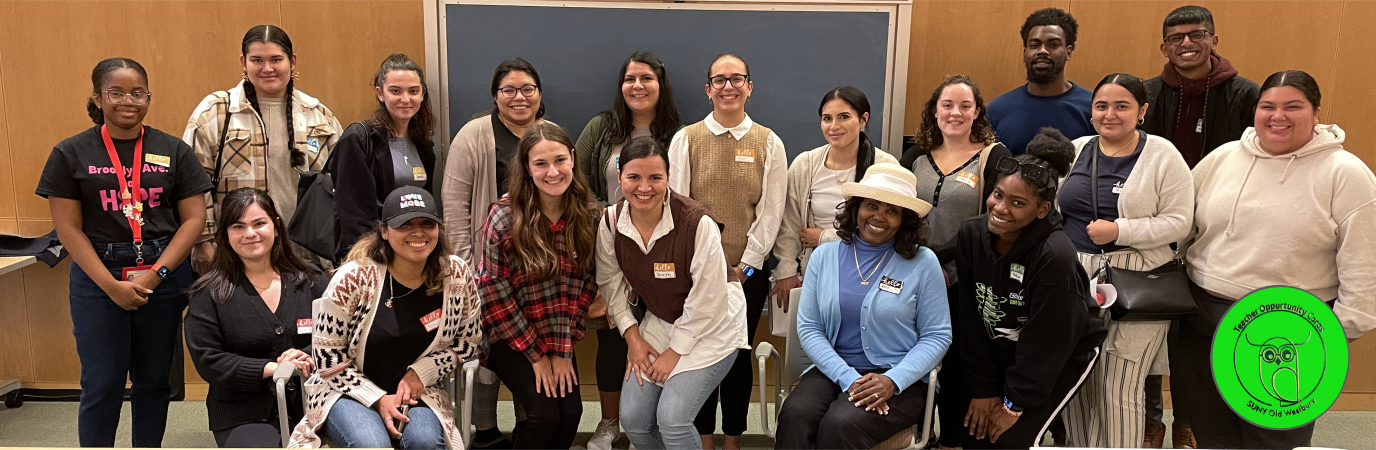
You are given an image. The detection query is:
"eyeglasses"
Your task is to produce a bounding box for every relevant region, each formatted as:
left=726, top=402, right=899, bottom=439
left=994, top=156, right=1049, bottom=180
left=104, top=89, right=151, bottom=104
left=1164, top=30, right=1211, bottom=46
left=708, top=74, right=749, bottom=90
left=497, top=85, right=539, bottom=98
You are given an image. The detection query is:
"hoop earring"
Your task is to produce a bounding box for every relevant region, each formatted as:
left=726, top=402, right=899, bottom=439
left=1138, top=117, right=1145, bottom=125
left=291, top=70, right=300, bottom=81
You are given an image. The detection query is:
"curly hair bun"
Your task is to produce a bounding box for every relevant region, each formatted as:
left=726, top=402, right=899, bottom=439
left=1025, top=127, right=1076, bottom=177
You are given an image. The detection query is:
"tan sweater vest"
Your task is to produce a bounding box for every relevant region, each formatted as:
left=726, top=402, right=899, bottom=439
left=685, top=121, right=771, bottom=265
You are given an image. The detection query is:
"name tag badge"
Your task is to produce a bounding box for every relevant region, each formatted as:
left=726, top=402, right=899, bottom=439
left=954, top=171, right=979, bottom=188
left=144, top=154, right=171, bottom=167
left=1010, top=263, right=1025, bottom=283
left=413, top=167, right=427, bottom=182
left=296, top=318, right=313, bottom=334
left=306, top=138, right=322, bottom=154
left=1111, top=182, right=1124, bottom=195
left=654, top=263, right=676, bottom=279
left=121, top=265, right=154, bottom=281
left=734, top=148, right=756, bottom=163
left=421, top=309, right=443, bottom=332
left=878, top=276, right=903, bottom=294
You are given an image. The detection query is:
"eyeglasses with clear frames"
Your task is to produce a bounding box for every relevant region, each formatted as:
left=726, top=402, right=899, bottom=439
left=497, top=85, right=539, bottom=98
left=105, top=89, right=151, bottom=104
left=1164, top=30, right=1211, bottom=46
left=708, top=74, right=750, bottom=90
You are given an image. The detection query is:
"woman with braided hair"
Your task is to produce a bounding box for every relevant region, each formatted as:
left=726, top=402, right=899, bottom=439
left=183, top=24, right=342, bottom=272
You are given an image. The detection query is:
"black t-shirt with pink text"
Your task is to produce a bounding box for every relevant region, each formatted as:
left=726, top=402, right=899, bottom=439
left=37, top=125, right=213, bottom=245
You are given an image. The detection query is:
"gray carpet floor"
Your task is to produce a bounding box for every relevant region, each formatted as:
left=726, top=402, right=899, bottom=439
left=2, top=401, right=1373, bottom=448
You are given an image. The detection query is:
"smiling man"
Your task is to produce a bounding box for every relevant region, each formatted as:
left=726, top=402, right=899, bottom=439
left=1141, top=5, right=1260, bottom=169
left=986, top=8, right=1094, bottom=156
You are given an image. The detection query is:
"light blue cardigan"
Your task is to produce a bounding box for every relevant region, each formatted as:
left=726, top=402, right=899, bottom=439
left=797, top=240, right=952, bottom=393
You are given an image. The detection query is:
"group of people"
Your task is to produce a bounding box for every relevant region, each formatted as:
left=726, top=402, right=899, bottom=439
left=33, top=4, right=1376, bottom=450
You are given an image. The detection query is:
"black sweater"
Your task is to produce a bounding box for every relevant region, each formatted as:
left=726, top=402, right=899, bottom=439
left=328, top=122, right=437, bottom=261
left=953, top=211, right=1106, bottom=410
left=184, top=271, right=329, bottom=432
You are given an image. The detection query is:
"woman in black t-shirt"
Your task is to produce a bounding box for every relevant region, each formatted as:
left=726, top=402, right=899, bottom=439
left=35, top=58, right=214, bottom=447
left=329, top=53, right=438, bottom=263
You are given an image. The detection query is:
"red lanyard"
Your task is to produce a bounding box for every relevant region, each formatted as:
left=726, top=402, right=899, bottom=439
left=100, top=125, right=146, bottom=243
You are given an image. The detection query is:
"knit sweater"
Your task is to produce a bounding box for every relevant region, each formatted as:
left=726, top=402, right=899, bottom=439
left=772, top=144, right=896, bottom=280
left=1063, top=133, right=1194, bottom=270
left=1185, top=124, right=1376, bottom=339
left=441, top=115, right=553, bottom=261
left=288, top=256, right=483, bottom=449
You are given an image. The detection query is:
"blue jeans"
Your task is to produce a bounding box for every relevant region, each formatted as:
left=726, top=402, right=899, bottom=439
left=325, top=397, right=446, bottom=449
left=70, top=237, right=191, bottom=447
left=621, top=352, right=737, bottom=450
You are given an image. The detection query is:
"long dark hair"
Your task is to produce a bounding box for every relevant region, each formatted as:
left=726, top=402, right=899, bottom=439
left=189, top=188, right=320, bottom=303
left=86, top=58, right=148, bottom=125
left=818, top=86, right=878, bottom=181
left=599, top=51, right=682, bottom=147
left=241, top=25, right=305, bottom=167
left=916, top=74, right=996, bottom=153
left=346, top=223, right=454, bottom=297
left=834, top=197, right=929, bottom=260
left=368, top=53, right=436, bottom=146
left=503, top=122, right=597, bottom=276
left=487, top=58, right=546, bottom=119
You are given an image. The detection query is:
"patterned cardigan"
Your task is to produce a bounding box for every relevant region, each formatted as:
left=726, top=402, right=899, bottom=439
left=289, top=256, right=482, bottom=449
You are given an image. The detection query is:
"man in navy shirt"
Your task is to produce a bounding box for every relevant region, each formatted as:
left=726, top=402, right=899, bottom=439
left=987, top=7, right=1093, bottom=155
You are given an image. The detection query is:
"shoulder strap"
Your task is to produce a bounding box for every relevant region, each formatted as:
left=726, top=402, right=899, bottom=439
left=975, top=142, right=996, bottom=215
left=1090, top=139, right=1100, bottom=222
left=212, top=96, right=234, bottom=186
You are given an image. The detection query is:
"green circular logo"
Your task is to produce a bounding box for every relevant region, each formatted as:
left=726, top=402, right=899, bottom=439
left=1212, top=286, right=1349, bottom=429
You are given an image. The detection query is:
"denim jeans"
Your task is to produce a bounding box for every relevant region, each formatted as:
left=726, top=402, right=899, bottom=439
left=621, top=352, right=737, bottom=449
left=324, top=397, right=446, bottom=449
left=69, top=236, right=191, bottom=447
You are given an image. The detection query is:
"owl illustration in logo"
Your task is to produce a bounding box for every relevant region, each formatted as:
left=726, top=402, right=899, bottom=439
left=1235, top=311, right=1324, bottom=408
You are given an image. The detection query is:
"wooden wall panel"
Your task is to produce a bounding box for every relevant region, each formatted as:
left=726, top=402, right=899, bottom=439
left=0, top=46, right=15, bottom=224
left=1326, top=0, right=1376, bottom=167
left=23, top=260, right=76, bottom=383
left=0, top=270, right=34, bottom=382
left=280, top=1, right=428, bottom=126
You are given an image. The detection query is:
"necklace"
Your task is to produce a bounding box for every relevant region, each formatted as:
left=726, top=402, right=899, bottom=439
left=1099, top=134, right=1137, bottom=157
left=386, top=272, right=420, bottom=308
left=248, top=274, right=280, bottom=291
left=852, top=243, right=890, bottom=286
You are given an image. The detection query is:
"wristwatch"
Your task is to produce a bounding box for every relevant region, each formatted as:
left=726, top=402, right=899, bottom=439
left=736, top=263, right=756, bottom=278
left=152, top=264, right=170, bottom=279
left=1002, top=396, right=1024, bottom=417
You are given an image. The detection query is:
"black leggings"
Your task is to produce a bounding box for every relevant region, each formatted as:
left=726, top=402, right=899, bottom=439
left=595, top=328, right=628, bottom=392
left=936, top=283, right=970, bottom=447
left=485, top=341, right=583, bottom=449
left=695, top=266, right=770, bottom=436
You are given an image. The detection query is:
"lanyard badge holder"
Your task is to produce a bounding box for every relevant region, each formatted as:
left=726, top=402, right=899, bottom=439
left=101, top=125, right=166, bottom=282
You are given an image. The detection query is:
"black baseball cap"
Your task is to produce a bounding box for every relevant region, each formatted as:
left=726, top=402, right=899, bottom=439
left=382, top=186, right=442, bottom=228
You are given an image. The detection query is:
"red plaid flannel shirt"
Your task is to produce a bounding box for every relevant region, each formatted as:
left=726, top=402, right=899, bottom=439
left=477, top=202, right=597, bottom=364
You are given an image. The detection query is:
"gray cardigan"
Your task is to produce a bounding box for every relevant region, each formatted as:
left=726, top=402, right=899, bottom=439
left=441, top=115, right=551, bottom=261
left=771, top=145, right=896, bottom=280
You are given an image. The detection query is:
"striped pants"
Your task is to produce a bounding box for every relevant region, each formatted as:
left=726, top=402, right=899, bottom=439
left=1063, top=251, right=1171, bottom=448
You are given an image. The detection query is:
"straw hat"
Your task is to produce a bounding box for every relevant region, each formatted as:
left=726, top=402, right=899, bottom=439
left=841, top=162, right=933, bottom=217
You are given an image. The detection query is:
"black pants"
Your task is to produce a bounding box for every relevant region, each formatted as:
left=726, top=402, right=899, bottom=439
left=213, top=422, right=281, bottom=448
left=1168, top=283, right=1315, bottom=448
left=776, top=369, right=929, bottom=450
left=695, top=266, right=770, bottom=436
left=962, top=347, right=1098, bottom=449
left=936, top=283, right=970, bottom=447
left=486, top=342, right=583, bottom=449
left=596, top=328, right=629, bottom=392
left=1145, top=374, right=1192, bottom=429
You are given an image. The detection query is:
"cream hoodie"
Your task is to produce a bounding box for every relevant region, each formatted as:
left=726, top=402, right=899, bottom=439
left=1186, top=124, right=1376, bottom=339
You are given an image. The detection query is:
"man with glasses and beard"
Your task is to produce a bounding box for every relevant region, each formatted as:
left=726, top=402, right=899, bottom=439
left=987, top=8, right=1093, bottom=155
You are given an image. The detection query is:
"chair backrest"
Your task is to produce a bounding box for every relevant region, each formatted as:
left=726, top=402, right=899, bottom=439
left=782, top=287, right=812, bottom=388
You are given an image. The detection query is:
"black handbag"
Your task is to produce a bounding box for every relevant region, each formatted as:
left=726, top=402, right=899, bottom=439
left=289, top=166, right=338, bottom=261
left=1089, top=139, right=1197, bottom=321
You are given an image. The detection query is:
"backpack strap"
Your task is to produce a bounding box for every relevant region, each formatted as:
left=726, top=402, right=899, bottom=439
left=975, top=142, right=996, bottom=215
left=211, top=95, right=234, bottom=187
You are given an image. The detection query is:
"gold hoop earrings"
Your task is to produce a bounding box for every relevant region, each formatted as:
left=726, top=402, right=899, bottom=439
left=291, top=70, right=300, bottom=81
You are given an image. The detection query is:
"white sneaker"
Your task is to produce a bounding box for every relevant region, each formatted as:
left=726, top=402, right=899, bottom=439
left=587, top=419, right=620, bottom=450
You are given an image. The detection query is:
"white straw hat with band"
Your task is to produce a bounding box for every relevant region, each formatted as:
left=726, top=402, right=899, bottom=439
left=841, top=162, right=933, bottom=217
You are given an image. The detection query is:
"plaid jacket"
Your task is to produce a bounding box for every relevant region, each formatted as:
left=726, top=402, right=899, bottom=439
left=477, top=201, right=597, bottom=364
left=181, top=81, right=341, bottom=234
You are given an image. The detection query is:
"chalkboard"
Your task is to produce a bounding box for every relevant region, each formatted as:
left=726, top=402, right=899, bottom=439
left=440, top=2, right=898, bottom=161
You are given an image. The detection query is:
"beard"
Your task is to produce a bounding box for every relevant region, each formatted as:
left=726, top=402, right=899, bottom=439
left=1026, top=58, right=1064, bottom=84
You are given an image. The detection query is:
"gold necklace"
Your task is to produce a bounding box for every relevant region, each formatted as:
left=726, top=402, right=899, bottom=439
left=248, top=274, right=279, bottom=291
left=1099, top=134, right=1137, bottom=157
left=853, top=244, right=890, bottom=286
left=387, top=273, right=420, bottom=308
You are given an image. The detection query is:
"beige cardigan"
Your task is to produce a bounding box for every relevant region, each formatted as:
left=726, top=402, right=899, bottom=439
left=441, top=115, right=551, bottom=261
left=771, top=145, right=896, bottom=281
left=289, top=256, right=483, bottom=449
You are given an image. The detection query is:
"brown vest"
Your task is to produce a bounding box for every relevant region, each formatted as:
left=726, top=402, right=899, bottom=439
left=685, top=121, right=772, bottom=265
left=613, top=193, right=723, bottom=323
